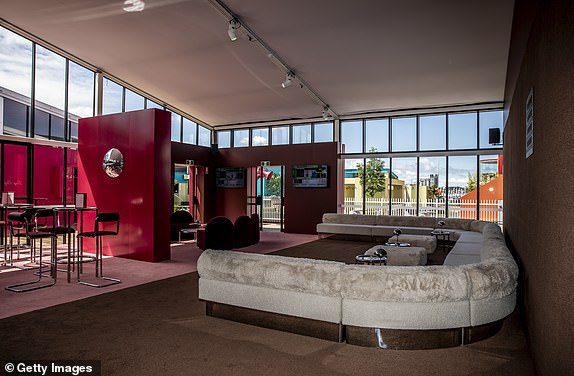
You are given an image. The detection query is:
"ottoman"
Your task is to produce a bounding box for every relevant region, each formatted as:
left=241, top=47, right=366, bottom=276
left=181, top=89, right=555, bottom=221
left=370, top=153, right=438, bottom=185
left=387, top=234, right=437, bottom=254
left=365, top=245, right=427, bottom=266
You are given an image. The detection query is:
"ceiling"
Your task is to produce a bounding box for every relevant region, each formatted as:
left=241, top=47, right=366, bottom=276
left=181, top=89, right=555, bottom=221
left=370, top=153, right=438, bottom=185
left=0, top=0, right=515, bottom=128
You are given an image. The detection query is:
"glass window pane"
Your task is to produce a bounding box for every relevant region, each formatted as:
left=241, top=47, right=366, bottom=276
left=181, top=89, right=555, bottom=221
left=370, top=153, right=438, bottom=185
left=366, top=118, right=389, bottom=153
left=182, top=118, right=197, bottom=144
left=34, top=109, right=49, bottom=139
left=102, top=78, right=123, bottom=115
left=271, top=126, right=289, bottom=145
left=391, top=117, right=416, bottom=152
left=146, top=99, right=163, bottom=110
left=34, top=145, right=64, bottom=205
left=364, top=157, right=390, bottom=215
left=341, top=120, right=362, bottom=153
left=218, top=130, right=230, bottom=148
left=390, top=157, right=418, bottom=215
left=68, top=61, right=94, bottom=123
left=419, top=114, right=446, bottom=151
left=418, top=157, right=447, bottom=218
left=343, top=158, right=364, bottom=214
left=313, top=122, right=333, bottom=143
left=3, top=98, right=28, bottom=137
left=448, top=112, right=477, bottom=150
left=170, top=112, right=182, bottom=142
left=478, top=154, right=503, bottom=224
left=69, top=120, right=78, bottom=143
left=51, top=115, right=65, bottom=141
left=124, top=89, right=144, bottom=112
left=233, top=129, right=249, bottom=147
left=448, top=155, right=477, bottom=219
left=3, top=143, right=28, bottom=200
left=66, top=148, right=77, bottom=205
left=292, top=124, right=311, bottom=144
left=252, top=128, right=269, bottom=146
left=35, top=45, right=65, bottom=130
left=198, top=126, right=210, bottom=147
left=0, top=27, right=33, bottom=99
left=479, top=110, right=503, bottom=148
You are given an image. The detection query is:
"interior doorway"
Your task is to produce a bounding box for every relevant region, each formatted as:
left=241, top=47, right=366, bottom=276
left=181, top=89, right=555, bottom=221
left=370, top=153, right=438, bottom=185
left=248, top=165, right=285, bottom=231
left=173, top=163, right=204, bottom=222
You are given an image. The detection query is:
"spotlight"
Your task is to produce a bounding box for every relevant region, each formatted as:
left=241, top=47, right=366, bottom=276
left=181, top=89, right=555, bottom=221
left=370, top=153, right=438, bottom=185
left=322, top=107, right=331, bottom=120
left=281, top=72, right=294, bottom=88
left=228, top=19, right=239, bottom=41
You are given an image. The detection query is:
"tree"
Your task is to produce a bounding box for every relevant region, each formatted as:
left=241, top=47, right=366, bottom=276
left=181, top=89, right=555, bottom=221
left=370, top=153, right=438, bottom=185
left=357, top=148, right=387, bottom=198
left=466, top=172, right=497, bottom=193
left=266, top=174, right=282, bottom=196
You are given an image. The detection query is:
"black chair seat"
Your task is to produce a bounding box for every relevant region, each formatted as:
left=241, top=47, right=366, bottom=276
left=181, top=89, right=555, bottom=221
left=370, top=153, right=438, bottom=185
left=77, top=230, right=117, bottom=238
left=28, top=231, right=56, bottom=239
left=52, top=226, right=76, bottom=235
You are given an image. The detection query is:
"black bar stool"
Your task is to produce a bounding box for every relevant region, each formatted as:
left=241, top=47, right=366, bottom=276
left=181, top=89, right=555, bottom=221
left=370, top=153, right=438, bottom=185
left=5, top=209, right=57, bottom=292
left=76, top=212, right=121, bottom=287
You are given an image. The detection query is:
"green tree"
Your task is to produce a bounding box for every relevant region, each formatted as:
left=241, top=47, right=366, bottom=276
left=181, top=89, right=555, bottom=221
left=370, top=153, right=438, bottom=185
left=466, top=172, right=498, bottom=193
left=357, top=148, right=387, bottom=198
left=266, top=174, right=282, bottom=196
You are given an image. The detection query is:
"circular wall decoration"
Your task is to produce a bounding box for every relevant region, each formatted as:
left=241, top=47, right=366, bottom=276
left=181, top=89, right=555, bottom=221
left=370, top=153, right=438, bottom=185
left=102, top=148, right=124, bottom=178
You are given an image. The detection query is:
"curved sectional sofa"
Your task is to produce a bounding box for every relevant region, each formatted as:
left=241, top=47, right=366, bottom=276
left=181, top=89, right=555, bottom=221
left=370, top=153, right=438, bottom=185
left=197, top=214, right=518, bottom=349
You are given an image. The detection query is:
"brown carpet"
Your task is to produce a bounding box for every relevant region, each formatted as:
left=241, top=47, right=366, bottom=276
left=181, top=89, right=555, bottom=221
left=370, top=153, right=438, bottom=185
left=0, top=239, right=534, bottom=376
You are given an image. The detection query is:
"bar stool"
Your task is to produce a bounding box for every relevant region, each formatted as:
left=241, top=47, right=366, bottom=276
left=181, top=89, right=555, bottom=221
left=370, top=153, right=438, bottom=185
left=6, top=208, right=37, bottom=266
left=76, top=212, right=121, bottom=288
left=52, top=208, right=77, bottom=283
left=5, top=209, right=57, bottom=292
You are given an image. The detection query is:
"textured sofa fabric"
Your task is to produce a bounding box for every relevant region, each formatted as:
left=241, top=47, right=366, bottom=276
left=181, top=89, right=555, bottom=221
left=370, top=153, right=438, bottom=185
left=198, top=217, right=518, bottom=334
left=364, top=245, right=427, bottom=266
left=198, top=250, right=345, bottom=323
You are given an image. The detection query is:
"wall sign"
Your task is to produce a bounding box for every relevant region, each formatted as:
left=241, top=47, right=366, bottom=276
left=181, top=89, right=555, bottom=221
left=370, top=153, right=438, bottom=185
left=526, top=87, right=534, bottom=158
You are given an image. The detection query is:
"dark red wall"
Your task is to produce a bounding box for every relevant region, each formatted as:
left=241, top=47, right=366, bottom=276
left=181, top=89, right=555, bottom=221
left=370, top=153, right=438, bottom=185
left=504, top=0, right=574, bottom=374
left=78, top=109, right=171, bottom=262
left=215, top=142, right=339, bottom=234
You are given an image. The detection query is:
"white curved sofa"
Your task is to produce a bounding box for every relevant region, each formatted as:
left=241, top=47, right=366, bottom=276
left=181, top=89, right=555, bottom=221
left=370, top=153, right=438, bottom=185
left=197, top=215, right=518, bottom=349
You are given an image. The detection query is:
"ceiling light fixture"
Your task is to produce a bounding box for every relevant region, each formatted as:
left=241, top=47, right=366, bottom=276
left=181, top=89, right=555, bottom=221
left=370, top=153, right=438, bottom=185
left=281, top=72, right=294, bottom=89
left=123, top=0, right=145, bottom=12
left=228, top=18, right=239, bottom=41
left=322, top=106, right=332, bottom=120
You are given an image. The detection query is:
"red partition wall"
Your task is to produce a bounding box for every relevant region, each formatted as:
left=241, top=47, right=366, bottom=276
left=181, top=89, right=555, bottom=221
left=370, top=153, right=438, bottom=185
left=33, top=145, right=64, bottom=205
left=78, top=109, right=171, bottom=262
left=216, top=142, right=338, bottom=234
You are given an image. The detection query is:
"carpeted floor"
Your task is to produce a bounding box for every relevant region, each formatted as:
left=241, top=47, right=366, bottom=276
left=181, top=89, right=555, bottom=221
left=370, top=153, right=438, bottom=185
left=0, top=239, right=534, bottom=376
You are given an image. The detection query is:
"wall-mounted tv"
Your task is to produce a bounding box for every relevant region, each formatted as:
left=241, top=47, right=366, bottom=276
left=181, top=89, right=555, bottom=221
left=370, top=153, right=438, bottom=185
left=216, top=167, right=245, bottom=188
left=292, top=164, right=328, bottom=188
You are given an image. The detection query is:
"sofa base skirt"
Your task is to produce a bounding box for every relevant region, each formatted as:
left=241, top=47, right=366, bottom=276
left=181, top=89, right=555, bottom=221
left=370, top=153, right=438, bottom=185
left=345, top=320, right=504, bottom=349
left=206, top=301, right=344, bottom=343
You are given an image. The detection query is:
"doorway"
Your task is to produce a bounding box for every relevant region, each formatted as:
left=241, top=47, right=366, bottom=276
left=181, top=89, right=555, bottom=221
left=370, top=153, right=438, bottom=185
left=173, top=163, right=204, bottom=222
left=248, top=165, right=285, bottom=231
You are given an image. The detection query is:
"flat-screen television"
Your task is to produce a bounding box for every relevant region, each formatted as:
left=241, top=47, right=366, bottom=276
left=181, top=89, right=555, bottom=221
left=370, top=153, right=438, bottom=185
left=292, top=164, right=328, bottom=188
left=216, top=167, right=245, bottom=188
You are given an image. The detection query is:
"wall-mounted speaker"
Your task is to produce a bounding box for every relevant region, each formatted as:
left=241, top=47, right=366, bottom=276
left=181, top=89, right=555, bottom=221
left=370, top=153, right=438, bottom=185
left=488, top=128, right=501, bottom=144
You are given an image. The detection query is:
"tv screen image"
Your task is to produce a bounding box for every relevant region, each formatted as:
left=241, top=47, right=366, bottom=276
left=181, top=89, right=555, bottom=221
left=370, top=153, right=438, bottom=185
left=292, top=164, right=328, bottom=188
left=216, top=167, right=245, bottom=188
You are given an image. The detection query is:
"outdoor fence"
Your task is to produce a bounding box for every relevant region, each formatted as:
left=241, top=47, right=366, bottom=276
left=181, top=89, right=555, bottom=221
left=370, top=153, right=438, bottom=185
left=342, top=197, right=503, bottom=224
left=258, top=196, right=503, bottom=225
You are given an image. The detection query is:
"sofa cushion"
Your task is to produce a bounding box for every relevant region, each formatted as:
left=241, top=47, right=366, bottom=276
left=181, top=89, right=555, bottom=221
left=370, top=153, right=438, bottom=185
left=317, top=223, right=373, bottom=236
left=197, top=249, right=345, bottom=297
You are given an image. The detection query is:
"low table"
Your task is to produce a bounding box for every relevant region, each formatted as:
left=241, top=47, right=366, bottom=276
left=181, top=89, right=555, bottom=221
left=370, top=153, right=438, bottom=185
left=179, top=226, right=202, bottom=243
left=364, top=245, right=427, bottom=266
left=431, top=230, right=451, bottom=253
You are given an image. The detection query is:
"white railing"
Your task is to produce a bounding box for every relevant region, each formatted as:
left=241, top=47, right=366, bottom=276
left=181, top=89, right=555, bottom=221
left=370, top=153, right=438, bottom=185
left=261, top=196, right=282, bottom=223
left=343, top=197, right=503, bottom=224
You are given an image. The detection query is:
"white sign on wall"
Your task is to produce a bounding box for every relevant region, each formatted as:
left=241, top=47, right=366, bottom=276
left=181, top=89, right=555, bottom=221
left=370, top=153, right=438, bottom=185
left=526, top=87, right=534, bottom=158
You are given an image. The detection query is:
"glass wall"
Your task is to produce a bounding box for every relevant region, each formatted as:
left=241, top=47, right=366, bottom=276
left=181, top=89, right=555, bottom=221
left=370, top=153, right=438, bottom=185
left=251, top=128, right=269, bottom=146
left=313, top=122, right=333, bottom=143
left=292, top=124, right=311, bottom=144
left=182, top=118, right=196, bottom=144
left=341, top=109, right=503, bottom=223
left=218, top=130, right=231, bottom=148
left=271, top=126, right=289, bottom=145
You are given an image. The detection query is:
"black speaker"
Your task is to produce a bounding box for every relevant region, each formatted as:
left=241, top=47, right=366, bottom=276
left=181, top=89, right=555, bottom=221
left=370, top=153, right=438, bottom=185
left=488, top=128, right=501, bottom=144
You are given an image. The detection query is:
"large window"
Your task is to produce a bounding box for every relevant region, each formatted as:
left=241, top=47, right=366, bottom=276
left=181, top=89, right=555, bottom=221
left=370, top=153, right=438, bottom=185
left=233, top=129, right=249, bottom=147
left=449, top=112, right=477, bottom=150
left=102, top=78, right=123, bottom=115
left=68, top=61, right=94, bottom=142
left=366, top=118, right=389, bottom=153
left=419, top=114, right=446, bottom=151
left=272, top=126, right=289, bottom=145
left=35, top=45, right=66, bottom=141
left=292, top=124, right=311, bottom=144
left=252, top=127, right=269, bottom=146
left=341, top=120, right=362, bottom=153
left=198, top=125, right=211, bottom=147
left=479, top=111, right=503, bottom=148
left=182, top=118, right=196, bottom=144
left=448, top=155, right=477, bottom=219
left=418, top=157, right=447, bottom=217
left=218, top=130, right=231, bottom=148
left=391, top=117, right=417, bottom=152
left=171, top=112, right=182, bottom=142
left=313, top=122, right=333, bottom=143
left=125, top=89, right=144, bottom=112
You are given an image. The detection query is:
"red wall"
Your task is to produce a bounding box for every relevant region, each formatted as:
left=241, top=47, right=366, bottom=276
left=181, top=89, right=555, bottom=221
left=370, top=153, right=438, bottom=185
left=215, top=142, right=339, bottom=234
left=78, top=109, right=171, bottom=262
